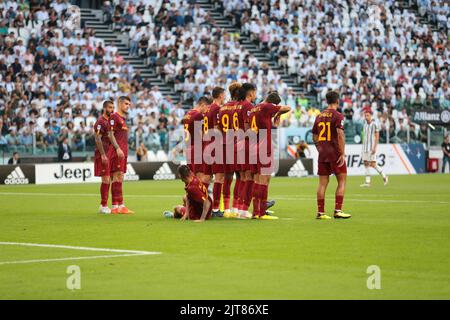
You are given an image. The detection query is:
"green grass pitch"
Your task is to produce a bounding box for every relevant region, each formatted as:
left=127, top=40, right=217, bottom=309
left=0, top=174, right=449, bottom=299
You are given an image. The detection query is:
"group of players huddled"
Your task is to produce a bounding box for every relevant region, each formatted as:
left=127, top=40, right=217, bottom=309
left=94, top=85, right=354, bottom=221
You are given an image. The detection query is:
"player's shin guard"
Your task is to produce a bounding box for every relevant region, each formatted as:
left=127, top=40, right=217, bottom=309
left=240, top=180, right=250, bottom=211
left=223, top=178, right=232, bottom=210
left=317, top=198, right=325, bottom=214
left=117, top=181, right=123, bottom=205
left=259, top=184, right=268, bottom=216
left=111, top=181, right=120, bottom=206
left=112, top=181, right=123, bottom=206
left=232, top=177, right=241, bottom=210
left=335, top=195, right=344, bottom=212
left=252, top=183, right=261, bottom=217
left=245, top=180, right=254, bottom=209
left=100, top=183, right=110, bottom=207
left=212, top=182, right=222, bottom=210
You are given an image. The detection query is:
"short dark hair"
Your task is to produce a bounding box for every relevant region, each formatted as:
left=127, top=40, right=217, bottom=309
left=265, top=92, right=281, bottom=105
left=118, top=96, right=131, bottom=103
left=212, top=87, right=225, bottom=99
left=197, top=96, right=212, bottom=105
left=102, top=100, right=114, bottom=109
left=238, top=83, right=256, bottom=101
left=177, top=165, right=192, bottom=180
left=326, top=91, right=339, bottom=105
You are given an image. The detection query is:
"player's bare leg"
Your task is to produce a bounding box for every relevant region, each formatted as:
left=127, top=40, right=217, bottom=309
left=316, top=175, right=331, bottom=219
left=334, top=173, right=351, bottom=219
left=99, top=176, right=111, bottom=214
left=370, top=162, right=388, bottom=185
left=360, top=161, right=371, bottom=187
left=111, top=171, right=134, bottom=214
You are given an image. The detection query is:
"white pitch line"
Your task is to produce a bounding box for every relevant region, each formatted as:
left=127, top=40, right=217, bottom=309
left=0, top=242, right=160, bottom=254
left=0, top=192, right=179, bottom=198
left=0, top=242, right=161, bottom=266
left=0, top=192, right=449, bottom=204
left=0, top=253, right=153, bottom=266
left=272, top=196, right=450, bottom=205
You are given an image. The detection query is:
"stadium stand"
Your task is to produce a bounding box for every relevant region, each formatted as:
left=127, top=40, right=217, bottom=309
left=220, top=0, right=449, bottom=141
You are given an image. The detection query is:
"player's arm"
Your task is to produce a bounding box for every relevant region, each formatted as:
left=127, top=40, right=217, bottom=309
left=195, top=198, right=211, bottom=223
left=94, top=130, right=108, bottom=165
left=181, top=197, right=189, bottom=221
left=108, top=127, right=124, bottom=160
left=273, top=105, right=291, bottom=124
left=336, top=128, right=346, bottom=167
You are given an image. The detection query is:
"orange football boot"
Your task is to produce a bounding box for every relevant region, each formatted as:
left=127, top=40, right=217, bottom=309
left=119, top=206, right=134, bottom=214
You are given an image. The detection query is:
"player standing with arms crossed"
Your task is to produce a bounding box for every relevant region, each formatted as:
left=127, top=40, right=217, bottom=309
left=94, top=100, right=114, bottom=214
left=312, top=91, right=351, bottom=220
left=108, top=96, right=134, bottom=214
left=182, top=96, right=210, bottom=185
left=360, top=108, right=388, bottom=187
left=218, top=82, right=242, bottom=218
left=234, top=83, right=257, bottom=218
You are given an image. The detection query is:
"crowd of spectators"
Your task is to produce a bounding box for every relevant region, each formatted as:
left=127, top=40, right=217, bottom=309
left=105, top=0, right=294, bottom=105
left=219, top=0, right=449, bottom=143
left=0, top=0, right=183, bottom=156
left=1, top=0, right=449, bottom=158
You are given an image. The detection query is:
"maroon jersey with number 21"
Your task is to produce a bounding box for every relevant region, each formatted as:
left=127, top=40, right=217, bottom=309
left=312, top=108, right=345, bottom=163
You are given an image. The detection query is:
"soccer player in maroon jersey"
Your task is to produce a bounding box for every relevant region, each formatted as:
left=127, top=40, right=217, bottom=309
left=233, top=83, right=257, bottom=219
left=218, top=82, right=242, bottom=218
left=312, top=91, right=351, bottom=220
left=108, top=96, right=134, bottom=214
left=204, top=87, right=226, bottom=216
left=182, top=96, right=210, bottom=183
left=249, top=92, right=290, bottom=220
left=178, top=165, right=212, bottom=222
left=94, top=100, right=114, bottom=214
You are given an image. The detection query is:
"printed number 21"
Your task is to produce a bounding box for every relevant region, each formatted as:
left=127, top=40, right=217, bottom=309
left=318, top=122, right=331, bottom=141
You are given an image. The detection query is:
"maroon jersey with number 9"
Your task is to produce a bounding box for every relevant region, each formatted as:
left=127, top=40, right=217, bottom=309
left=312, top=108, right=345, bottom=163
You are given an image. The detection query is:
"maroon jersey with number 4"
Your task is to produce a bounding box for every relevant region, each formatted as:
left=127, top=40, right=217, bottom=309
left=109, top=112, right=129, bottom=155
left=94, top=115, right=110, bottom=159
left=250, top=102, right=281, bottom=156
left=185, top=176, right=212, bottom=220
left=312, top=108, right=345, bottom=163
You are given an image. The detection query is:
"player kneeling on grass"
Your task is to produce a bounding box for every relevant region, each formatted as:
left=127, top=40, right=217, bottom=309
left=166, top=165, right=212, bottom=222
left=312, top=91, right=351, bottom=220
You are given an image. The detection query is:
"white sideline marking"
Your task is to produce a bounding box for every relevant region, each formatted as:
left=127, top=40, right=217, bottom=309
left=0, top=192, right=178, bottom=198
left=0, top=242, right=160, bottom=266
left=273, top=196, right=450, bottom=205
left=0, top=192, right=449, bottom=204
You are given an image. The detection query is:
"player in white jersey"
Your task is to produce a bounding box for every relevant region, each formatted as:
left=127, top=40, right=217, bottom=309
left=360, top=109, right=388, bottom=187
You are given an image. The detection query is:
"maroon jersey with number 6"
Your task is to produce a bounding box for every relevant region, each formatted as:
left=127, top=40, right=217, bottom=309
left=312, top=108, right=345, bottom=163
